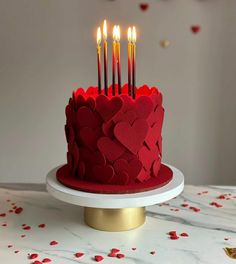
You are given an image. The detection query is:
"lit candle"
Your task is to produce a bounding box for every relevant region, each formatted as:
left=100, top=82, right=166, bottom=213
left=132, top=26, right=136, bottom=99
left=103, top=20, right=108, bottom=95
left=112, top=25, right=117, bottom=96
left=127, top=27, right=132, bottom=96
left=116, top=25, right=121, bottom=94
left=97, top=27, right=102, bottom=94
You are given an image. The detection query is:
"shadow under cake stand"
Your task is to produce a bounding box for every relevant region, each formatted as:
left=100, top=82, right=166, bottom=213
left=46, top=164, right=184, bottom=232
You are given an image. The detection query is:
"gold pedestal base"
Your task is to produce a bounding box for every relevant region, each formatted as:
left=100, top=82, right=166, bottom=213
left=84, top=207, right=146, bottom=231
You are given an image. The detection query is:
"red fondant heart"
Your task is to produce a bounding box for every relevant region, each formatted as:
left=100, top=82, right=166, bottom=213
left=191, top=25, right=200, bottom=34
left=113, top=109, right=138, bottom=125
left=79, top=126, right=102, bottom=150
left=113, top=158, right=142, bottom=181
left=157, top=136, right=162, bottom=156
left=65, top=104, right=75, bottom=124
left=114, top=119, right=149, bottom=154
left=140, top=3, right=149, bottom=11
left=67, top=152, right=73, bottom=171
left=147, top=105, right=164, bottom=127
left=80, top=148, right=106, bottom=166
left=152, top=157, right=161, bottom=177
left=97, top=137, right=125, bottom=162
left=102, top=120, right=115, bottom=138
left=72, top=144, right=79, bottom=172
left=136, top=168, right=150, bottom=182
left=78, top=161, right=85, bottom=179
left=96, top=95, right=123, bottom=121
left=92, top=165, right=114, bottom=184
left=139, top=145, right=158, bottom=171
left=86, top=97, right=96, bottom=110
left=77, top=106, right=101, bottom=128
left=111, top=171, right=129, bottom=185
left=135, top=96, right=153, bottom=119
left=145, top=121, right=163, bottom=149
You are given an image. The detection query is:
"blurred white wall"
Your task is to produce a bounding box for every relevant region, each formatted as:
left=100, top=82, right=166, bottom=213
left=0, top=0, right=236, bottom=184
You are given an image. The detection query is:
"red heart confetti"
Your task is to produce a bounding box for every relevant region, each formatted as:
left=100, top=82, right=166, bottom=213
left=189, top=206, right=201, bottom=212
left=14, top=250, right=19, bottom=253
left=191, top=25, right=200, bottom=34
left=180, top=233, right=189, bottom=237
left=150, top=251, right=156, bottom=255
left=94, top=255, right=104, bottom=262
left=14, top=207, right=23, bottom=214
left=75, top=252, right=84, bottom=258
left=0, top=213, right=6, bottom=217
left=32, top=261, right=42, bottom=264
left=42, top=258, right=52, bottom=263
left=29, top=253, right=39, bottom=259
left=139, top=3, right=149, bottom=11
left=38, top=224, right=46, bottom=228
left=117, top=253, right=125, bottom=258
left=50, top=240, right=58, bottom=246
left=23, top=225, right=31, bottom=230
left=210, top=202, right=223, bottom=208
left=108, top=252, right=117, bottom=257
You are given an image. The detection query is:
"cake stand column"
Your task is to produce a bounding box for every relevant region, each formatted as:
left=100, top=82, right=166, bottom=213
left=84, top=207, right=145, bottom=231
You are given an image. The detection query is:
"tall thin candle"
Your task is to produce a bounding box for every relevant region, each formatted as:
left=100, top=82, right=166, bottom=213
left=116, top=25, right=121, bottom=94
left=132, top=26, right=136, bottom=99
left=97, top=27, right=102, bottom=94
left=103, top=20, right=108, bottom=95
left=127, top=27, right=132, bottom=96
left=112, top=25, right=117, bottom=96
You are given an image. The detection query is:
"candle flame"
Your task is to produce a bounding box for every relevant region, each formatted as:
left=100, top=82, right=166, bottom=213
left=132, top=26, right=136, bottom=43
left=103, top=20, right=107, bottom=40
left=113, top=25, right=117, bottom=41
left=116, top=25, right=120, bottom=41
left=128, top=27, right=132, bottom=42
left=97, top=27, right=101, bottom=45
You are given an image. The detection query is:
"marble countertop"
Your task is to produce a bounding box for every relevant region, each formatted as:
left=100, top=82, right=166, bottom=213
left=0, top=184, right=235, bottom=264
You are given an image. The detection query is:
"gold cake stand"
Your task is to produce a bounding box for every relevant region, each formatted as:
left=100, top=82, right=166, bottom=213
left=46, top=165, right=184, bottom=232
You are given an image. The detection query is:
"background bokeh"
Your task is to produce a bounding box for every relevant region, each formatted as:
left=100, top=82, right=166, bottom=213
left=0, top=0, right=236, bottom=184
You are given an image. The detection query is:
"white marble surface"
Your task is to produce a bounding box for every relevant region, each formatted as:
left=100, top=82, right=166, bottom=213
left=0, top=185, right=235, bottom=264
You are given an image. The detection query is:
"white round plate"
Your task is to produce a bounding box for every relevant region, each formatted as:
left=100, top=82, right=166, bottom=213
left=46, top=164, right=184, bottom=209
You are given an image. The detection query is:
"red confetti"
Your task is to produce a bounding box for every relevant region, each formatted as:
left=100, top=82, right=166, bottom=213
left=224, top=238, right=229, bottom=241
left=116, top=253, right=125, bottom=259
left=139, top=3, right=149, bottom=11
left=23, top=225, right=31, bottom=230
left=132, top=248, right=136, bottom=251
left=150, top=251, right=156, bottom=255
left=94, top=255, right=104, bottom=262
left=8, top=210, right=13, bottom=213
left=8, top=245, right=13, bottom=248
left=2, top=223, right=7, bottom=227
left=170, top=235, right=179, bottom=240
left=14, top=250, right=19, bottom=253
left=210, top=202, right=223, bottom=208
left=189, top=206, right=201, bottom=212
left=50, top=240, right=58, bottom=246
left=180, top=233, right=189, bottom=237
left=38, top=224, right=46, bottom=228
left=12, top=206, right=17, bottom=210
left=21, top=234, right=26, bottom=238
left=169, top=231, right=177, bottom=236
left=217, top=195, right=226, bottom=199
left=191, top=25, right=201, bottom=34
left=32, top=261, right=42, bottom=264
left=42, top=258, right=52, bottom=263
left=108, top=253, right=117, bottom=257
left=15, top=207, right=23, bottom=214
left=74, top=252, right=84, bottom=258
left=111, top=248, right=120, bottom=253
left=29, top=253, right=38, bottom=259
left=0, top=213, right=6, bottom=217
left=181, top=203, right=189, bottom=207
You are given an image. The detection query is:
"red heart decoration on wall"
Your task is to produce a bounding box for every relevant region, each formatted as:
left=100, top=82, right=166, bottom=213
left=114, top=119, right=149, bottom=154
left=96, top=95, right=123, bottom=121
left=92, top=165, right=114, bottom=184
left=139, top=3, right=149, bottom=11
left=97, top=137, right=125, bottom=162
left=191, top=25, right=200, bottom=34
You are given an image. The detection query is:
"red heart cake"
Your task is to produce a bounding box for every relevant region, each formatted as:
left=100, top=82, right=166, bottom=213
left=57, top=84, right=173, bottom=194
